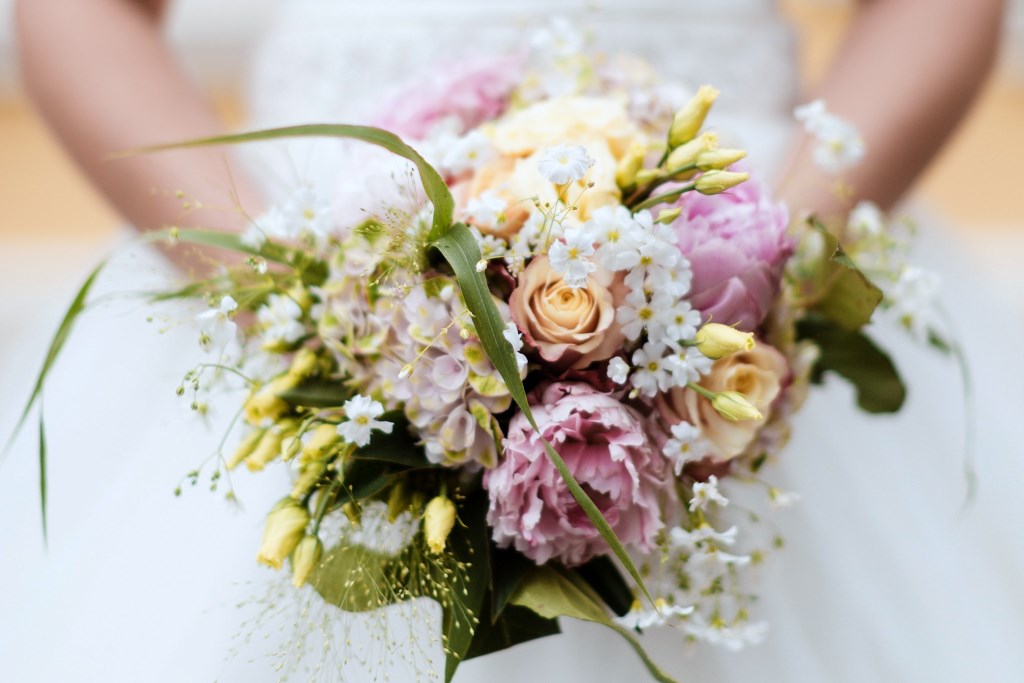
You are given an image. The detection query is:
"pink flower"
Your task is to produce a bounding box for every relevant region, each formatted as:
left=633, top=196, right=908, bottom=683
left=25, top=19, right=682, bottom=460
left=484, top=382, right=666, bottom=566
left=371, top=51, right=526, bottom=140
left=671, top=172, right=792, bottom=331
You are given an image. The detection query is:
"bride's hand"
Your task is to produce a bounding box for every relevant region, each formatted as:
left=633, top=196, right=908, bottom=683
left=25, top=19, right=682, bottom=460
left=15, top=0, right=262, bottom=272
left=776, top=0, right=1005, bottom=220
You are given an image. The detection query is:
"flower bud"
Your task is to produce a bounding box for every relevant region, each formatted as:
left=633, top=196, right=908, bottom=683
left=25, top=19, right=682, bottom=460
left=291, top=534, right=323, bottom=588
left=247, top=418, right=298, bottom=471
left=695, top=148, right=747, bottom=171
left=290, top=461, right=326, bottom=499
left=666, top=132, right=717, bottom=173
left=423, top=495, right=457, bottom=554
left=615, top=143, right=647, bottom=188
left=634, top=168, right=661, bottom=185
left=227, top=429, right=264, bottom=470
left=243, top=374, right=299, bottom=424
left=257, top=498, right=310, bottom=570
left=655, top=208, right=682, bottom=225
left=695, top=323, right=756, bottom=359
left=711, top=391, right=764, bottom=422
left=288, top=347, right=320, bottom=379
left=386, top=482, right=410, bottom=522
left=287, top=285, right=314, bottom=313
left=669, top=85, right=719, bottom=148
left=301, top=424, right=341, bottom=463
left=695, top=170, right=749, bottom=195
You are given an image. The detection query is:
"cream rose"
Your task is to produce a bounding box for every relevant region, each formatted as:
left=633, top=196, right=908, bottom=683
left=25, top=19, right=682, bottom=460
left=509, top=256, right=624, bottom=370
left=657, top=342, right=789, bottom=462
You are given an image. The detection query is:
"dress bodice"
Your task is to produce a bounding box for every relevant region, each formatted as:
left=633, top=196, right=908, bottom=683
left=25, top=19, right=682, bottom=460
left=246, top=0, right=800, bottom=185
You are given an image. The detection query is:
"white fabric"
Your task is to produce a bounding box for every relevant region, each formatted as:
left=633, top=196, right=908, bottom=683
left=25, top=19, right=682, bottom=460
left=2, top=1, right=1024, bottom=682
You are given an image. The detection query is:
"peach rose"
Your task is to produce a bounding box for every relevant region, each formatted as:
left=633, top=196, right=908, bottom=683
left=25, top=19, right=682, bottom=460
left=656, top=342, right=789, bottom=462
left=509, top=256, right=624, bottom=370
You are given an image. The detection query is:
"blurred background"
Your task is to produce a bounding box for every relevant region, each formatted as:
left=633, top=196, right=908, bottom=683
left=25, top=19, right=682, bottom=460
left=0, top=0, right=1022, bottom=353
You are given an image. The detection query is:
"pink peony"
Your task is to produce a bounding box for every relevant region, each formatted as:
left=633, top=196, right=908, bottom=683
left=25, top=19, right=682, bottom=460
left=671, top=172, right=793, bottom=331
left=484, top=382, right=667, bottom=566
left=371, top=51, right=526, bottom=140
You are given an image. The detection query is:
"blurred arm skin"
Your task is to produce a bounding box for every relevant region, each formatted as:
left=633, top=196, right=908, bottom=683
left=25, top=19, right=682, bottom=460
left=777, top=0, right=1005, bottom=219
left=15, top=0, right=261, bottom=269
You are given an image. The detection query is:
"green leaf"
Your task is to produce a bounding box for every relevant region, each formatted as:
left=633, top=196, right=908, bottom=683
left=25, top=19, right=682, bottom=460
left=807, top=221, right=884, bottom=331
left=433, top=223, right=656, bottom=609
left=311, top=543, right=393, bottom=612
left=576, top=555, right=634, bottom=617
left=797, top=315, right=906, bottom=413
left=129, top=125, right=454, bottom=242
left=510, top=567, right=678, bottom=683
left=443, top=491, right=490, bottom=682
left=350, top=414, right=430, bottom=468
left=277, top=379, right=349, bottom=408
left=38, top=408, right=47, bottom=545
left=464, top=603, right=561, bottom=660
left=489, top=546, right=535, bottom=619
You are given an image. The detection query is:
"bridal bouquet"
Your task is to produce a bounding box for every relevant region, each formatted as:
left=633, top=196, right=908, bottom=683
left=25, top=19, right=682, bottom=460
left=15, top=24, right=937, bottom=683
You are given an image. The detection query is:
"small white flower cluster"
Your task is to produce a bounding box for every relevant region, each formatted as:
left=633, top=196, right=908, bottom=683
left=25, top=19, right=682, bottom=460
left=258, top=294, right=306, bottom=347
left=794, top=99, right=865, bottom=174
left=196, top=295, right=239, bottom=359
left=245, top=184, right=336, bottom=248
left=336, top=395, right=393, bottom=447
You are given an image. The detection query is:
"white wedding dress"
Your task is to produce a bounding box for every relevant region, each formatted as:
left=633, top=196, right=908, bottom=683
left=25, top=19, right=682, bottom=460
left=3, top=1, right=1024, bottom=681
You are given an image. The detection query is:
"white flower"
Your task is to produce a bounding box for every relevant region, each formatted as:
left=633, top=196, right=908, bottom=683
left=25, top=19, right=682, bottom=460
left=661, top=421, right=710, bottom=475
left=441, top=129, right=496, bottom=175
left=606, top=357, right=630, bottom=385
left=660, top=301, right=701, bottom=342
left=538, top=144, right=595, bottom=184
left=689, top=475, right=729, bottom=512
left=888, top=266, right=942, bottom=339
left=466, top=190, right=509, bottom=228
left=197, top=295, right=238, bottom=354
left=630, top=342, right=672, bottom=397
left=617, top=289, right=669, bottom=341
left=848, top=200, right=885, bottom=239
left=257, top=294, right=305, bottom=345
left=684, top=614, right=768, bottom=652
left=585, top=205, right=643, bottom=271
left=615, top=600, right=694, bottom=630
left=795, top=99, right=865, bottom=173
left=502, top=321, right=528, bottom=372
left=769, top=487, right=802, bottom=509
left=667, top=346, right=713, bottom=386
left=277, top=185, right=334, bottom=240
left=337, top=395, right=394, bottom=447
left=530, top=17, right=585, bottom=60
left=644, top=262, right=692, bottom=298
left=548, top=227, right=597, bottom=288
left=669, top=524, right=739, bottom=550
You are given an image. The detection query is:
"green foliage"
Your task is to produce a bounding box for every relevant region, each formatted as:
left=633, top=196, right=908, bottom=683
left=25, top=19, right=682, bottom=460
left=797, top=315, right=906, bottom=413
left=805, top=221, right=884, bottom=331
left=510, top=566, right=678, bottom=683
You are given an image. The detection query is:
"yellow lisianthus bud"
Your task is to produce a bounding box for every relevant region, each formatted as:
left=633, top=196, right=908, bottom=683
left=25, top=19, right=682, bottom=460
left=300, top=424, right=341, bottom=463
left=655, top=208, right=682, bottom=225
left=695, top=148, right=747, bottom=171
left=668, top=85, right=719, bottom=148
left=695, top=323, right=756, bottom=359
left=227, top=429, right=265, bottom=470
left=287, top=286, right=314, bottom=313
left=666, top=132, right=717, bottom=173
left=247, top=418, right=298, bottom=471
left=634, top=168, right=661, bottom=185
left=290, top=461, right=326, bottom=499
left=257, top=498, right=310, bottom=570
left=711, top=391, right=764, bottom=422
left=423, top=495, right=457, bottom=554
left=288, top=347, right=320, bottom=378
left=615, top=143, right=647, bottom=188
left=243, top=374, right=299, bottom=424
left=291, top=534, right=323, bottom=587
left=695, top=170, right=750, bottom=195
left=386, top=482, right=409, bottom=523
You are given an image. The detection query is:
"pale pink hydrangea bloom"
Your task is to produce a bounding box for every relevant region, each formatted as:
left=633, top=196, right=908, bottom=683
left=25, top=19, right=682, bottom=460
left=485, top=382, right=667, bottom=566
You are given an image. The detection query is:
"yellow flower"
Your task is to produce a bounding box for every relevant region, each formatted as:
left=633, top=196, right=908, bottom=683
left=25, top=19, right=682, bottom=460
left=696, top=148, right=747, bottom=171
left=257, top=498, right=310, bottom=570
left=695, top=170, right=750, bottom=195
left=300, top=423, right=341, bottom=463
left=695, top=323, right=756, bottom=359
left=291, top=535, right=323, bottom=588
left=666, top=132, right=718, bottom=174
left=423, top=495, right=457, bottom=554
left=290, top=461, right=326, bottom=499
left=668, top=85, right=719, bottom=148
left=711, top=391, right=764, bottom=422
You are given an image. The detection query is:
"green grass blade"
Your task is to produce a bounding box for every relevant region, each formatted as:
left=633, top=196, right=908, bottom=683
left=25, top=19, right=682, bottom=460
left=433, top=224, right=656, bottom=608
left=39, top=408, right=47, bottom=546
left=126, top=124, right=454, bottom=242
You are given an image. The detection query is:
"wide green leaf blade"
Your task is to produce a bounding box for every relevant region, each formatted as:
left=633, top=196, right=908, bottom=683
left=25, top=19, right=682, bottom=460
left=443, top=491, right=491, bottom=682
left=129, top=125, right=454, bottom=241
left=797, top=315, right=906, bottom=413
left=464, top=603, right=561, bottom=660
left=510, top=567, right=678, bottom=683
left=433, top=223, right=656, bottom=608
left=806, top=221, right=883, bottom=331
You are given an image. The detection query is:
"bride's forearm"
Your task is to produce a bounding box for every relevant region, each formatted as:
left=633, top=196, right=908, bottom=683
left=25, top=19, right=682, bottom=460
left=15, top=0, right=261, bottom=250
left=777, top=0, right=1004, bottom=219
